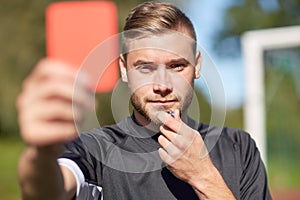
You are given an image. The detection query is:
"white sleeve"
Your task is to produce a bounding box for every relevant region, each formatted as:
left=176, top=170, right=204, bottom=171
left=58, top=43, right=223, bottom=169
left=58, top=158, right=103, bottom=200
left=58, top=158, right=85, bottom=195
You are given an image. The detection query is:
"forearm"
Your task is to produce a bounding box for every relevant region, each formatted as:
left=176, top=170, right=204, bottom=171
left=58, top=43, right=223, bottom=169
left=18, top=145, right=69, bottom=200
left=189, top=160, right=236, bottom=200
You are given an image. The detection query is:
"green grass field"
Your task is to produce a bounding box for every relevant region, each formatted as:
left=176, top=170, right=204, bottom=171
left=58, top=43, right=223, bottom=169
left=0, top=139, right=23, bottom=200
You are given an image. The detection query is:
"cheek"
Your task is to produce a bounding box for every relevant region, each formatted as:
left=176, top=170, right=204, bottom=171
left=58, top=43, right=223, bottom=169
left=130, top=85, right=153, bottom=107
left=173, top=75, right=194, bottom=93
left=130, top=83, right=153, bottom=97
left=127, top=72, right=153, bottom=93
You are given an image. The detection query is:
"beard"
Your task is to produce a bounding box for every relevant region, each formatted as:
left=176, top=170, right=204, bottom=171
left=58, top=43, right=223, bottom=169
left=131, top=93, right=166, bottom=126
left=130, top=90, right=193, bottom=126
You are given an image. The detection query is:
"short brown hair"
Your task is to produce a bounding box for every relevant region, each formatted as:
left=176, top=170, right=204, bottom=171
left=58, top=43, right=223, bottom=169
left=122, top=1, right=197, bottom=56
left=124, top=1, right=196, bottom=41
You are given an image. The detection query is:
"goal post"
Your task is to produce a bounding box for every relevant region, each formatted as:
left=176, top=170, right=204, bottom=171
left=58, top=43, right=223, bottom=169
left=241, top=25, right=300, bottom=164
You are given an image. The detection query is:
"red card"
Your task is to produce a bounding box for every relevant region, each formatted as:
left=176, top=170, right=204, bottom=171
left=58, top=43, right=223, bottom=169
left=46, top=1, right=119, bottom=92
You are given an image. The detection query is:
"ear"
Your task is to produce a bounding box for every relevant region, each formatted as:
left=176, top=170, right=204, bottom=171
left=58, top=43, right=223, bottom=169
left=194, top=51, right=202, bottom=79
left=119, top=54, right=128, bottom=82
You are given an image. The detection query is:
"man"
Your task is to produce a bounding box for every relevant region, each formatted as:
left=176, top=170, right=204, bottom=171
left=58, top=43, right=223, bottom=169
left=17, top=1, right=272, bottom=200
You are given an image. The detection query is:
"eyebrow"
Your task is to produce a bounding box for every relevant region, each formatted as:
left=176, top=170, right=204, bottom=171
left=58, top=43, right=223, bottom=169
left=133, top=60, right=155, bottom=67
left=132, top=58, right=191, bottom=67
left=166, top=58, right=191, bottom=65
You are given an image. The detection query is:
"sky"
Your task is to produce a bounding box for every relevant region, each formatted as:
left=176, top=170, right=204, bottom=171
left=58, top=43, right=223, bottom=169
left=172, top=0, right=245, bottom=109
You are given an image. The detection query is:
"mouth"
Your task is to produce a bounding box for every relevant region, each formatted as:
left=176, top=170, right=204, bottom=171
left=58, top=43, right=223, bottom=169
left=146, top=99, right=179, bottom=111
left=147, top=99, right=177, bottom=104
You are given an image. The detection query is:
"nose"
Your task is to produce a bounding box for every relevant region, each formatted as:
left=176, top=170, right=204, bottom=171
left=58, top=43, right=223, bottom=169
left=153, top=66, right=173, bottom=96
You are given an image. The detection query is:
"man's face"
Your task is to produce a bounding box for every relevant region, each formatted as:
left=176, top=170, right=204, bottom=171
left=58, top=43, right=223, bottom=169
left=120, top=33, right=201, bottom=125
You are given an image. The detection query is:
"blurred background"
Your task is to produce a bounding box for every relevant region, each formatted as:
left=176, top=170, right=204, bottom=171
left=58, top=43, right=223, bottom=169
left=0, top=0, right=299, bottom=199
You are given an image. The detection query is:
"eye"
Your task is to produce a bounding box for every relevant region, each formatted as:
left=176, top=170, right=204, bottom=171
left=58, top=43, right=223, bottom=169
left=167, top=63, right=186, bottom=72
left=136, top=64, right=155, bottom=73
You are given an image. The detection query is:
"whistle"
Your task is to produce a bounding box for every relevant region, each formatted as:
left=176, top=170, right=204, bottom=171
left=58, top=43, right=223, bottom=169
left=167, top=111, right=175, bottom=118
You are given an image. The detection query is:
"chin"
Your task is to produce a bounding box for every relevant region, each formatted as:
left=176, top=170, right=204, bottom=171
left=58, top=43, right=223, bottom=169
left=146, top=110, right=163, bottom=126
left=147, top=106, right=178, bottom=124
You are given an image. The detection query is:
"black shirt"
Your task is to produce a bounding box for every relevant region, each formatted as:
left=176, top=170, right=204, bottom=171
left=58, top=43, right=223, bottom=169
left=60, top=116, right=272, bottom=200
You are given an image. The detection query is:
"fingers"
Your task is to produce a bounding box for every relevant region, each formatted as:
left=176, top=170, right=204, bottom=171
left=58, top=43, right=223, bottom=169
left=158, top=127, right=193, bottom=156
left=158, top=135, right=181, bottom=164
left=158, top=125, right=192, bottom=165
left=27, top=59, right=79, bottom=84
left=21, top=121, right=79, bottom=146
left=157, top=109, right=207, bottom=165
left=19, top=79, right=93, bottom=111
left=17, top=59, right=92, bottom=146
left=158, top=133, right=196, bottom=165
left=158, top=148, right=173, bottom=165
left=18, top=59, right=91, bottom=108
left=157, top=110, right=181, bottom=133
left=159, top=125, right=177, bottom=141
left=157, top=109, right=197, bottom=140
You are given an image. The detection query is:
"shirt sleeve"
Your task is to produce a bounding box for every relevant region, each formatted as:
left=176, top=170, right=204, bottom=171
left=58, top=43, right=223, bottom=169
left=58, top=158, right=85, bottom=195
left=239, top=132, right=272, bottom=200
left=60, top=136, right=100, bottom=183
left=58, top=134, right=104, bottom=199
left=58, top=158, right=103, bottom=200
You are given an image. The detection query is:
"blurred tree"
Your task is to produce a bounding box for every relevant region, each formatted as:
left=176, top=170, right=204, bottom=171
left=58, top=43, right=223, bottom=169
left=0, top=0, right=52, bottom=137
left=0, top=0, right=197, bottom=138
left=214, top=0, right=300, bottom=57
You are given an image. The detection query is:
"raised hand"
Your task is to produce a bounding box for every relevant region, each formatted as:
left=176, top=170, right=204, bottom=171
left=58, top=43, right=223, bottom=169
left=17, top=59, right=92, bottom=146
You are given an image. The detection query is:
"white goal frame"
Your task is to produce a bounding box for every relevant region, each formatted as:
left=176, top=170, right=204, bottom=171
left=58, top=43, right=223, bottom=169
left=241, top=25, right=300, bottom=164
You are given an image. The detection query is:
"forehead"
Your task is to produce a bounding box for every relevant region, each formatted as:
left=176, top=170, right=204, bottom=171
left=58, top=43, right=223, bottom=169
left=126, top=48, right=189, bottom=65
left=124, top=33, right=195, bottom=64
